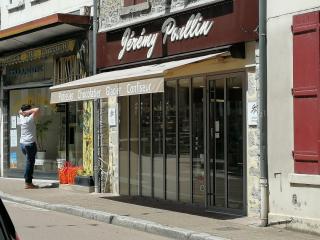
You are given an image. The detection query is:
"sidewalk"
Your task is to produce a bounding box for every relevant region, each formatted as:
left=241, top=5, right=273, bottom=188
left=0, top=178, right=318, bottom=240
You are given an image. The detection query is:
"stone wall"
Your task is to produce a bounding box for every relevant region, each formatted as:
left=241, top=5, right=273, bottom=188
left=99, top=0, right=220, bottom=31
left=246, top=44, right=261, bottom=217
left=100, top=97, right=119, bottom=194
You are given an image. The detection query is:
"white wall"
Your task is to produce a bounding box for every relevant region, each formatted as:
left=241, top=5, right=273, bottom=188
left=0, top=0, right=93, bottom=29
left=268, top=0, right=320, bottom=19
left=267, top=0, right=320, bottom=234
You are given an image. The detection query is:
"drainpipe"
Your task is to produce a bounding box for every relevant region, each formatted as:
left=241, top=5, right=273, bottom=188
left=93, top=0, right=101, bottom=193
left=259, top=0, right=268, bottom=227
left=0, top=73, right=3, bottom=177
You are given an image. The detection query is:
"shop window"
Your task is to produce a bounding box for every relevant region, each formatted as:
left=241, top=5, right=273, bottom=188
left=119, top=97, right=130, bottom=195
left=9, top=88, right=60, bottom=175
left=141, top=94, right=152, bottom=197
left=165, top=80, right=177, bottom=201
left=130, top=95, right=140, bottom=195
left=192, top=77, right=205, bottom=204
left=292, top=11, right=320, bottom=174
left=178, top=79, right=191, bottom=202
left=153, top=93, right=164, bottom=199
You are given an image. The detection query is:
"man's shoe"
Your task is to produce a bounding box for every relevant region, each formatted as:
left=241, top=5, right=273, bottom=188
left=25, top=183, right=39, bottom=189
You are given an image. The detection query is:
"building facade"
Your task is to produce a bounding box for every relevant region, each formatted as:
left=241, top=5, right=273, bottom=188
left=267, top=0, right=320, bottom=234
left=1, top=0, right=93, bottom=29
left=50, top=0, right=261, bottom=216
left=0, top=0, right=94, bottom=181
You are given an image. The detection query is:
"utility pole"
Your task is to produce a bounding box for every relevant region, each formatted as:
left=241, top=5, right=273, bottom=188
left=259, top=0, right=268, bottom=227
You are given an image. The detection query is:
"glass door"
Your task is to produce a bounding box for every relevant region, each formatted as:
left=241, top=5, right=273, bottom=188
left=207, top=73, right=244, bottom=214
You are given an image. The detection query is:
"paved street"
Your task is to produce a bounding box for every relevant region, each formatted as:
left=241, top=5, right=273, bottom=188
left=4, top=200, right=170, bottom=240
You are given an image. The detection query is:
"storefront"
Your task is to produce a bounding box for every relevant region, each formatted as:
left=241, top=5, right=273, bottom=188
left=0, top=14, right=92, bottom=180
left=51, top=0, right=259, bottom=215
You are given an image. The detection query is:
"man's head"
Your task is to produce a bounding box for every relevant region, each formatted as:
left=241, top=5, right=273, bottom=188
left=20, top=104, right=32, bottom=112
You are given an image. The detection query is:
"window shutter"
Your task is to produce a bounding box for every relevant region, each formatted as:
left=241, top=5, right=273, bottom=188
left=292, top=11, right=320, bottom=174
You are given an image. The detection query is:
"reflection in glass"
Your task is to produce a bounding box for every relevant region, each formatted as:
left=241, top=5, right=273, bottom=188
left=119, top=97, right=129, bottom=195
left=153, top=93, right=164, bottom=199
left=209, top=79, right=225, bottom=208
left=192, top=77, right=205, bottom=204
left=227, top=77, right=243, bottom=209
left=130, top=95, right=139, bottom=196
left=165, top=80, right=177, bottom=200
left=141, top=94, right=152, bottom=197
left=178, top=79, right=191, bottom=202
left=9, top=87, right=61, bottom=174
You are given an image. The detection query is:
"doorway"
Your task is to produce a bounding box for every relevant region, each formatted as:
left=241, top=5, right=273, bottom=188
left=207, top=73, right=245, bottom=214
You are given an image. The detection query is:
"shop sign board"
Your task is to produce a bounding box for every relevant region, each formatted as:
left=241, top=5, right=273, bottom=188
left=118, top=13, right=214, bottom=60
left=0, top=39, right=76, bottom=66
left=97, top=0, right=258, bottom=68
left=5, top=58, right=54, bottom=86
left=50, top=78, right=164, bottom=103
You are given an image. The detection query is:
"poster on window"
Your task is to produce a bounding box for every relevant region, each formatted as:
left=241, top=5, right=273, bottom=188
left=11, top=116, right=17, bottom=129
left=108, top=107, right=117, bottom=127
left=10, top=152, right=17, bottom=168
left=10, top=129, right=17, bottom=147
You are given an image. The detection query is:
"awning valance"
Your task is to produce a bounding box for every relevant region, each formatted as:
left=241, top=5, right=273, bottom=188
left=50, top=51, right=229, bottom=103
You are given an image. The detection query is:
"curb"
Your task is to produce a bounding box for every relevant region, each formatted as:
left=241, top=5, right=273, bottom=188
left=0, top=191, right=228, bottom=240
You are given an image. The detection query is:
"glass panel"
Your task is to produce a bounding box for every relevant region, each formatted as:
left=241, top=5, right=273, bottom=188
left=165, top=80, right=177, bottom=201
left=141, top=94, right=152, bottom=197
left=56, top=104, right=67, bottom=164
left=68, top=102, right=84, bottom=167
left=153, top=93, right=164, bottom=199
left=208, top=81, right=215, bottom=206
left=9, top=87, right=60, bottom=174
left=192, top=77, right=205, bottom=204
left=227, top=77, right=243, bottom=209
left=119, top=97, right=129, bottom=195
left=213, top=79, right=225, bottom=208
left=178, top=79, right=191, bottom=202
left=130, top=95, right=139, bottom=196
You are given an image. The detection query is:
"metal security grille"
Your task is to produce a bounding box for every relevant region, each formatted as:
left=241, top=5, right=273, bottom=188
left=54, top=55, right=86, bottom=85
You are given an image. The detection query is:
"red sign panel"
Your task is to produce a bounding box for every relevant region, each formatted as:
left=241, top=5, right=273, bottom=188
left=97, top=0, right=258, bottom=69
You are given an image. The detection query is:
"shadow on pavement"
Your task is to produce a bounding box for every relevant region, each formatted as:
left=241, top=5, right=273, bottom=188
left=38, top=183, right=60, bottom=189
left=100, top=196, right=243, bottom=220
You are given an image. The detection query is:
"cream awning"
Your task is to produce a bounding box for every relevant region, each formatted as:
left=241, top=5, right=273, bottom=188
left=50, top=51, right=229, bottom=103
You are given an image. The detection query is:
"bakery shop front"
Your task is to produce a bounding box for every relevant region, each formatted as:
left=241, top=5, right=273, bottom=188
left=51, top=1, right=258, bottom=215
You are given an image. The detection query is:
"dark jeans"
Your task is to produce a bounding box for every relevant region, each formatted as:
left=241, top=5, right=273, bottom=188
left=20, top=142, right=37, bottom=184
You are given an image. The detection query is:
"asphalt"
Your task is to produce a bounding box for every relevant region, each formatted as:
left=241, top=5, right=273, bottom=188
left=0, top=178, right=319, bottom=240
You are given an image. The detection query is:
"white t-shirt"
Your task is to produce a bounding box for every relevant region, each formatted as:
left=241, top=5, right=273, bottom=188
left=20, top=114, right=36, bottom=144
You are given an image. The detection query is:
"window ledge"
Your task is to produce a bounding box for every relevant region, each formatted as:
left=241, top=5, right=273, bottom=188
left=120, top=2, right=151, bottom=17
left=289, top=173, right=320, bottom=186
left=7, top=0, right=25, bottom=12
left=30, top=0, right=49, bottom=5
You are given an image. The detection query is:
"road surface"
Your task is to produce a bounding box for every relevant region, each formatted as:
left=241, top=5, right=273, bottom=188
left=4, top=200, right=171, bottom=240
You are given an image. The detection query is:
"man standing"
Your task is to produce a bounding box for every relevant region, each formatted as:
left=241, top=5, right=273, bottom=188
left=19, top=104, right=40, bottom=189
